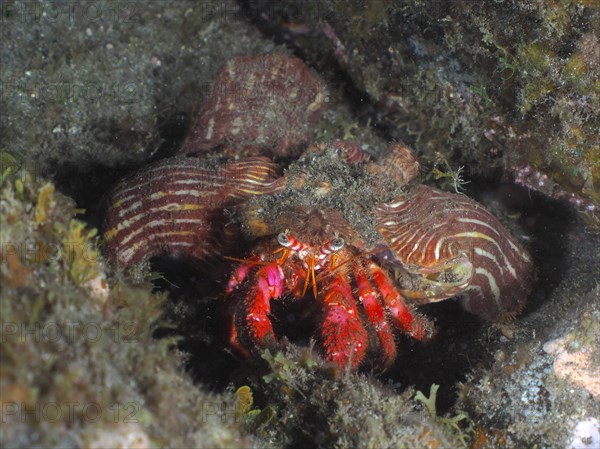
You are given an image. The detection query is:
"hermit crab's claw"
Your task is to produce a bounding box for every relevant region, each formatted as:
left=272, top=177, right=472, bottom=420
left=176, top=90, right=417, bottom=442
left=306, top=236, right=370, bottom=369
left=231, top=261, right=285, bottom=351
left=393, top=253, right=474, bottom=303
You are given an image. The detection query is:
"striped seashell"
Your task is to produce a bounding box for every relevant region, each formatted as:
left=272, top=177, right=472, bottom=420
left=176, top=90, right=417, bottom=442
left=103, top=156, right=282, bottom=269
left=181, top=53, right=328, bottom=158
left=375, top=184, right=535, bottom=321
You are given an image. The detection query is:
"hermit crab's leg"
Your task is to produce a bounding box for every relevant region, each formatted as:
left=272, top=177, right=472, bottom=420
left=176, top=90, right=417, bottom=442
left=366, top=261, right=434, bottom=340
left=222, top=263, right=254, bottom=355
left=234, top=261, right=285, bottom=348
left=352, top=261, right=397, bottom=366
left=320, top=272, right=369, bottom=369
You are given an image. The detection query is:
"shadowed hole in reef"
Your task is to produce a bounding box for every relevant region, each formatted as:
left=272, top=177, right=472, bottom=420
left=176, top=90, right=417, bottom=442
left=50, top=110, right=189, bottom=230
left=144, top=177, right=573, bottom=412
left=149, top=254, right=244, bottom=390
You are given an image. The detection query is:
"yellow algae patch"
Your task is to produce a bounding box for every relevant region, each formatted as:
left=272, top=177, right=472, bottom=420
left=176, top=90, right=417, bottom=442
left=35, top=183, right=55, bottom=225
left=59, top=219, right=101, bottom=285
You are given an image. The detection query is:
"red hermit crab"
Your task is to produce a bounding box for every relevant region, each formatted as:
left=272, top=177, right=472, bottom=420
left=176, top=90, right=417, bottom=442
left=222, top=205, right=433, bottom=370
left=103, top=141, right=536, bottom=370
left=102, top=53, right=535, bottom=370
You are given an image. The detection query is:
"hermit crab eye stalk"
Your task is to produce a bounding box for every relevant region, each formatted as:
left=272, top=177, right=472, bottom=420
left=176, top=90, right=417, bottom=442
left=277, top=232, right=306, bottom=252
left=331, top=238, right=345, bottom=251
left=277, top=232, right=291, bottom=247
left=318, top=237, right=345, bottom=258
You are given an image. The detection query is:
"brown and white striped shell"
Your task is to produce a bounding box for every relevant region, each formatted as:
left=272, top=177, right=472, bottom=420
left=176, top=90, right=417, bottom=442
left=103, top=156, right=282, bottom=268
left=375, top=184, right=535, bottom=321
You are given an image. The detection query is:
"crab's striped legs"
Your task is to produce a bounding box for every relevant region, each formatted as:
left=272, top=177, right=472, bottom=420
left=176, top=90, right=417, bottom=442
left=228, top=261, right=285, bottom=351
left=352, top=262, right=397, bottom=367
left=320, top=271, right=369, bottom=369
left=367, top=261, right=435, bottom=341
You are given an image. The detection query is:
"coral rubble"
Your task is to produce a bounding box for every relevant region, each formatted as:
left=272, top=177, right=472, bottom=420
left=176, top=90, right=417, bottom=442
left=0, top=167, right=251, bottom=447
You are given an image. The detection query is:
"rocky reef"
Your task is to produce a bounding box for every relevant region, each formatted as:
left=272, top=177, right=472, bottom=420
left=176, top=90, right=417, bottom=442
left=0, top=168, right=254, bottom=447
left=243, top=0, right=600, bottom=222
left=1, top=1, right=599, bottom=448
